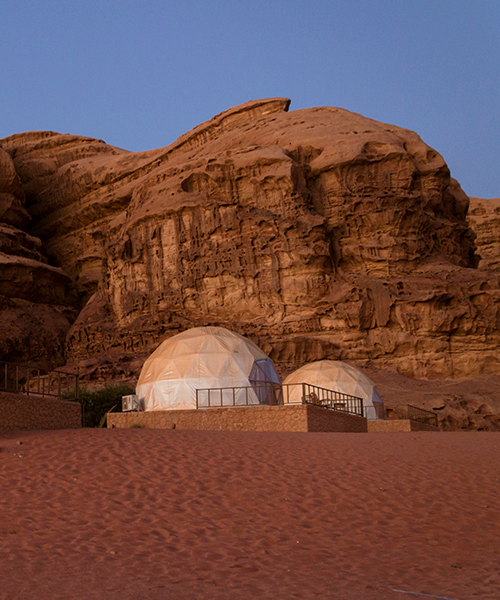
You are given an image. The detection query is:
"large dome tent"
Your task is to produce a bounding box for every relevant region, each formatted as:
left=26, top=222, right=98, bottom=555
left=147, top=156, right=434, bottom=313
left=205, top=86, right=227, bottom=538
left=136, top=326, right=281, bottom=411
left=283, top=360, right=384, bottom=419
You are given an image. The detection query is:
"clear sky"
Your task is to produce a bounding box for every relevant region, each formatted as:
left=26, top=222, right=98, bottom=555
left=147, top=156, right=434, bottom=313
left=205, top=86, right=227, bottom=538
left=1, top=0, right=498, bottom=198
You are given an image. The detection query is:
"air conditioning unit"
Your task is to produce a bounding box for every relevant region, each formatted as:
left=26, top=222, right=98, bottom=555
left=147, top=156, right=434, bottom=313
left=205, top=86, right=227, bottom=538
left=122, top=394, right=141, bottom=412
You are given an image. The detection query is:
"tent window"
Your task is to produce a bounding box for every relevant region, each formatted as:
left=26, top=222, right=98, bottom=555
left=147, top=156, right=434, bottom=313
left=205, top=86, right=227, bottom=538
left=249, top=359, right=280, bottom=405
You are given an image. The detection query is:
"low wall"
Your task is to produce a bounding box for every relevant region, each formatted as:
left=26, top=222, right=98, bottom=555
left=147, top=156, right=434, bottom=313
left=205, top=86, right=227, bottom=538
left=306, top=404, right=367, bottom=432
left=0, top=391, right=81, bottom=434
left=368, top=419, right=439, bottom=432
left=108, top=404, right=368, bottom=433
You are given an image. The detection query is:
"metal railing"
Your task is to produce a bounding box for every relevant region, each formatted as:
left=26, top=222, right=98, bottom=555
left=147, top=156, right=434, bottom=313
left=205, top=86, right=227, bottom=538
left=385, top=404, right=438, bottom=427
left=0, top=361, right=79, bottom=401
left=407, top=404, right=438, bottom=427
left=195, top=382, right=364, bottom=417
left=282, top=383, right=364, bottom=417
left=196, top=383, right=282, bottom=408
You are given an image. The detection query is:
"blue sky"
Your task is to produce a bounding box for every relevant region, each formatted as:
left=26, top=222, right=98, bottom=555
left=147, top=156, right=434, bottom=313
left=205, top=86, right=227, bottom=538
left=1, top=0, right=498, bottom=197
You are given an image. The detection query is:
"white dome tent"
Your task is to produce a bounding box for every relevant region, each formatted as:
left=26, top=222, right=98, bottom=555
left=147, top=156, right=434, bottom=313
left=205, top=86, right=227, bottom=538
left=136, top=326, right=281, bottom=411
left=283, top=360, right=385, bottom=420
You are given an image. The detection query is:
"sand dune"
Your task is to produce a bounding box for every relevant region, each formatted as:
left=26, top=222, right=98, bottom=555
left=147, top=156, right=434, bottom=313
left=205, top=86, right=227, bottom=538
left=1, top=429, right=499, bottom=600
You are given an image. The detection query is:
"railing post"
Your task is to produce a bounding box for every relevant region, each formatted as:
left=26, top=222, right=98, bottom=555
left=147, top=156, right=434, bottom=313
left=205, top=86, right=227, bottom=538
left=302, top=383, right=306, bottom=404
left=26, top=367, right=30, bottom=396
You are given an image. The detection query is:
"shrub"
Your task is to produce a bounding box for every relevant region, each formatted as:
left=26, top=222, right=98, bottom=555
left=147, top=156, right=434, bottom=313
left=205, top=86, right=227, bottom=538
left=62, top=383, right=135, bottom=428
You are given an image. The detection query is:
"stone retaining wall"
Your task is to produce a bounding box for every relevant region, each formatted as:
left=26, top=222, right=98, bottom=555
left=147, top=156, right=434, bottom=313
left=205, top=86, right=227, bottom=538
left=306, top=404, right=368, bottom=432
left=367, top=419, right=439, bottom=432
left=108, top=404, right=368, bottom=433
left=0, top=391, right=81, bottom=434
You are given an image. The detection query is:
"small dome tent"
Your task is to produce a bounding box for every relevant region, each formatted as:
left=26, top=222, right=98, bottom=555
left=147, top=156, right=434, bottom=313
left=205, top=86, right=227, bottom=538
left=283, top=360, right=384, bottom=419
left=136, top=326, right=281, bottom=411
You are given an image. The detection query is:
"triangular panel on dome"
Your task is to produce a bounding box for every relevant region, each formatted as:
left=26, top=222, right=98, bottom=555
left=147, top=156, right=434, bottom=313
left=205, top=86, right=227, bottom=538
left=248, top=359, right=282, bottom=405
left=136, top=326, right=281, bottom=411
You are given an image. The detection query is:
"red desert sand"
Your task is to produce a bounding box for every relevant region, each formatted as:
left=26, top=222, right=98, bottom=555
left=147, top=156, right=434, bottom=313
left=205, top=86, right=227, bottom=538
left=0, top=429, right=499, bottom=600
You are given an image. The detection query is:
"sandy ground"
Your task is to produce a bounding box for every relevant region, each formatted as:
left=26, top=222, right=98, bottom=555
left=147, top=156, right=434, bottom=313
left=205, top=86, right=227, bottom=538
left=0, top=429, right=499, bottom=600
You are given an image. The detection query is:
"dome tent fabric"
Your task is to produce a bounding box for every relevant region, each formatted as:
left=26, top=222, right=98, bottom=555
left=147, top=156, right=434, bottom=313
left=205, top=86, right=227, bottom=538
left=283, top=360, right=384, bottom=420
left=136, top=326, right=281, bottom=411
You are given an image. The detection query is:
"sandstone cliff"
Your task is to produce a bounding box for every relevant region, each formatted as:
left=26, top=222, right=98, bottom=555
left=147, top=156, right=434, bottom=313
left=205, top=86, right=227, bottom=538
left=467, top=197, right=500, bottom=271
left=1, top=99, right=499, bottom=428
left=0, top=144, right=75, bottom=368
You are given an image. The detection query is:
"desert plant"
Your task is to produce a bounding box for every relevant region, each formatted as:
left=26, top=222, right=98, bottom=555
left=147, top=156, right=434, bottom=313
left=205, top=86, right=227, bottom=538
left=62, top=383, right=134, bottom=428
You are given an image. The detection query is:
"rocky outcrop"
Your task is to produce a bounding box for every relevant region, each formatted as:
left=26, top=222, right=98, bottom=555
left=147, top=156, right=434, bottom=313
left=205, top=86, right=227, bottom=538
left=467, top=197, right=500, bottom=272
left=0, top=144, right=74, bottom=369
left=363, top=366, right=500, bottom=431
left=1, top=99, right=499, bottom=399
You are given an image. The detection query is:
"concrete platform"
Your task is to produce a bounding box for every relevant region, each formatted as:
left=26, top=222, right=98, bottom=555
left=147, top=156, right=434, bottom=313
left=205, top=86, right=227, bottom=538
left=107, top=403, right=368, bottom=433
left=368, top=419, right=439, bottom=432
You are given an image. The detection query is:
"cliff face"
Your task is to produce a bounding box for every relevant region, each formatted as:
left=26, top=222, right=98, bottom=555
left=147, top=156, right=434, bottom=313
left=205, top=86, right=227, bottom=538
left=0, top=144, right=74, bottom=368
left=1, top=98, right=499, bottom=386
left=467, top=197, right=500, bottom=272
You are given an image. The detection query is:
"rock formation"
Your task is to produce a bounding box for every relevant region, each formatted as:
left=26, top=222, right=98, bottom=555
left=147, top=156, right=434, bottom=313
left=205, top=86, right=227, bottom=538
left=467, top=196, right=500, bottom=271
left=0, top=144, right=75, bottom=368
left=1, top=98, right=500, bottom=428
left=362, top=366, right=500, bottom=431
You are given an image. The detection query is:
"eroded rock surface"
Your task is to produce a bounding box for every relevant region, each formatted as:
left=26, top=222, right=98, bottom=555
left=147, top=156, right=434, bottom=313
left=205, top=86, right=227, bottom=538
left=0, top=144, right=74, bottom=368
left=1, top=99, right=500, bottom=426
left=467, top=197, right=500, bottom=272
left=364, top=366, right=500, bottom=431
